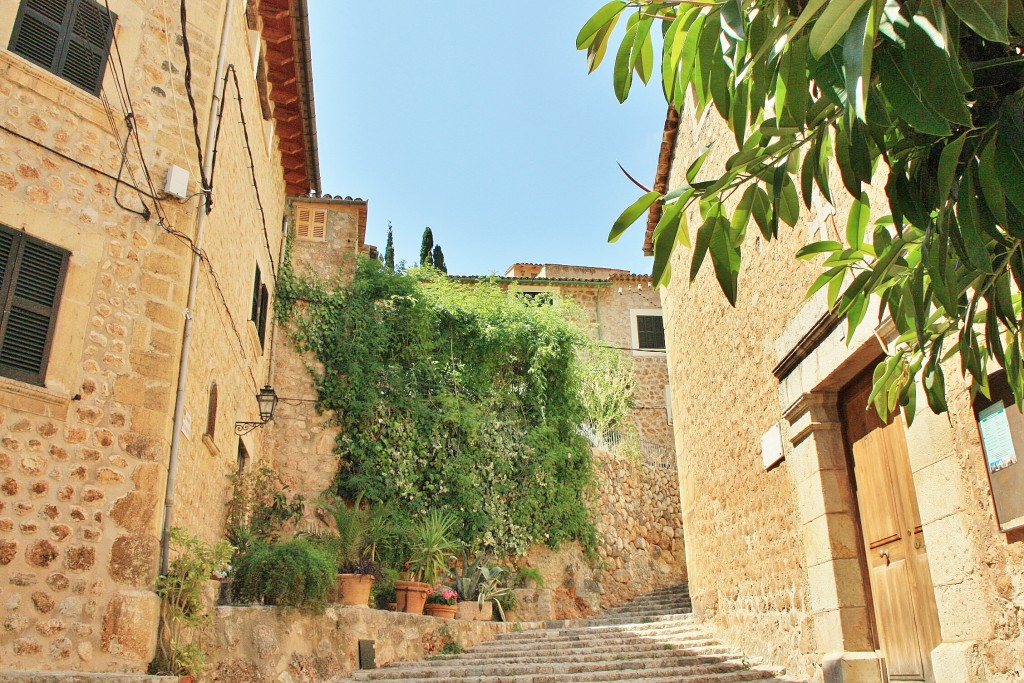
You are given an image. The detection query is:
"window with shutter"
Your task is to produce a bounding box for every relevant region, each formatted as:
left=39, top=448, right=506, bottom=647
left=9, top=0, right=115, bottom=96
left=250, top=264, right=269, bottom=350
left=205, top=381, right=218, bottom=438
left=636, top=314, right=666, bottom=351
left=0, top=225, right=70, bottom=386
left=293, top=205, right=326, bottom=242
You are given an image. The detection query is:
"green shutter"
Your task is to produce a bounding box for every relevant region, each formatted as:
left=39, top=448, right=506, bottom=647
left=9, top=0, right=115, bottom=96
left=9, top=0, right=73, bottom=72
left=0, top=233, right=69, bottom=385
left=57, top=0, right=115, bottom=95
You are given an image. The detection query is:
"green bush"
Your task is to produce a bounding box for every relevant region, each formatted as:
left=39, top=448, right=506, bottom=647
left=277, top=256, right=622, bottom=557
left=231, top=538, right=334, bottom=610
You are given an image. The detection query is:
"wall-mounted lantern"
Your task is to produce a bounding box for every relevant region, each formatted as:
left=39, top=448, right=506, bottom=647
left=235, top=385, right=279, bottom=435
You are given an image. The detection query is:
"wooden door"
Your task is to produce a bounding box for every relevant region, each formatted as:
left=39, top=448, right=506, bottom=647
left=842, top=372, right=942, bottom=682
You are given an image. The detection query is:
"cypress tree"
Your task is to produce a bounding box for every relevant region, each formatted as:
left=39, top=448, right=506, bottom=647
left=432, top=244, right=447, bottom=274
left=419, top=227, right=434, bottom=267
left=384, top=223, right=395, bottom=270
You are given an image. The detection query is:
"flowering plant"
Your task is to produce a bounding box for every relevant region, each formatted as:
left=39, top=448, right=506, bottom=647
left=425, top=584, right=457, bottom=606
left=210, top=564, right=232, bottom=581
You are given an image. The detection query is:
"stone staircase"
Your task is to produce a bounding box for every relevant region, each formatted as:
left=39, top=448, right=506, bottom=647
left=345, top=582, right=803, bottom=683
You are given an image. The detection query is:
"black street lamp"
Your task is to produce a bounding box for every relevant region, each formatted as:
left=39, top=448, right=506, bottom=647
left=235, top=385, right=279, bottom=435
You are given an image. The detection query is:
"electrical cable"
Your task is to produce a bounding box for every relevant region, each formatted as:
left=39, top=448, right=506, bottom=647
left=179, top=0, right=210, bottom=201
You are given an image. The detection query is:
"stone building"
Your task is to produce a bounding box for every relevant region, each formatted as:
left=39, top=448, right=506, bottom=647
left=455, top=263, right=676, bottom=463
left=654, top=94, right=1024, bottom=680
left=0, top=0, right=319, bottom=674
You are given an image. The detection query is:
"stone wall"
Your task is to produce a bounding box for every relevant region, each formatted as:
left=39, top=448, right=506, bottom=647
left=661, top=92, right=1024, bottom=681
left=0, top=0, right=292, bottom=672
left=203, top=604, right=522, bottom=683
left=265, top=199, right=367, bottom=508
left=512, top=447, right=685, bottom=621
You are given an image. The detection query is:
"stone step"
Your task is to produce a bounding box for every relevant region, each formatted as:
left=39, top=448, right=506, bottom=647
left=460, top=640, right=730, bottom=662
left=493, top=619, right=700, bottom=644
left=545, top=610, right=693, bottom=628
left=605, top=599, right=692, bottom=613
left=444, top=643, right=733, bottom=663
left=351, top=663, right=783, bottom=683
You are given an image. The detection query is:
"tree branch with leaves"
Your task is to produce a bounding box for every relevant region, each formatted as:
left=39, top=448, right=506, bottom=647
left=581, top=0, right=1024, bottom=421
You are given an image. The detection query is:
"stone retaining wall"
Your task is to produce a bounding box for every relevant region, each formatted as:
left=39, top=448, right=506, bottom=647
left=203, top=605, right=521, bottom=683
left=511, top=447, right=686, bottom=621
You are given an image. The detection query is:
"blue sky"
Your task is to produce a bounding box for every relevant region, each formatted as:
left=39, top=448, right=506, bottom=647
left=307, top=3, right=667, bottom=276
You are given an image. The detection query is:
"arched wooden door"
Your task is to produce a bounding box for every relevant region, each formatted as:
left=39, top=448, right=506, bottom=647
left=841, top=372, right=942, bottom=682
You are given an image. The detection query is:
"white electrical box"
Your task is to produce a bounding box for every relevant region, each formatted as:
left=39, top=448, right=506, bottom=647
left=761, top=422, right=785, bottom=470
left=164, top=165, right=190, bottom=199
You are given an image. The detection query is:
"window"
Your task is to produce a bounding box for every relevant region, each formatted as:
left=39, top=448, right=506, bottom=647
left=9, top=0, right=116, bottom=96
left=250, top=264, right=269, bottom=349
left=636, top=314, right=665, bottom=350
left=205, top=381, right=218, bottom=438
left=0, top=225, right=70, bottom=386
left=294, top=205, right=326, bottom=242
left=236, top=439, right=249, bottom=473
left=520, top=291, right=554, bottom=306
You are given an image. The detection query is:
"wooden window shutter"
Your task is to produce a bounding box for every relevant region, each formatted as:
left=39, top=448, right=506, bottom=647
left=9, top=0, right=115, bottom=96
left=311, top=209, right=326, bottom=240
left=257, top=284, right=269, bottom=348
left=205, top=382, right=218, bottom=438
left=0, top=229, right=70, bottom=386
left=251, top=264, right=261, bottom=322
left=636, top=315, right=665, bottom=350
left=58, top=0, right=115, bottom=95
left=295, top=207, right=311, bottom=239
left=9, top=0, right=71, bottom=72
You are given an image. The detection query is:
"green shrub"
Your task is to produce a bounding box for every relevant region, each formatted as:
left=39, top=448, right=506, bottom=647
left=231, top=539, right=334, bottom=610
left=277, top=256, right=617, bottom=557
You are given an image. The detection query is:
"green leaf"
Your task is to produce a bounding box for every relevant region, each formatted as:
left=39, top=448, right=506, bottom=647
left=923, top=351, right=948, bottom=413
left=609, top=191, right=660, bottom=243
left=995, top=133, right=1024, bottom=214
left=978, top=138, right=1008, bottom=225
left=750, top=185, right=773, bottom=239
left=633, top=18, right=655, bottom=85
left=577, top=1, right=626, bottom=49
left=776, top=34, right=809, bottom=127
left=779, top=175, right=800, bottom=227
left=904, top=14, right=973, bottom=126
left=841, top=1, right=876, bottom=122
left=709, top=34, right=733, bottom=120
left=689, top=216, right=716, bottom=282
left=721, top=0, right=746, bottom=40
left=946, top=0, right=1008, bottom=42
left=936, top=133, right=967, bottom=205
left=676, top=13, right=706, bottom=98
left=686, top=144, right=714, bottom=184
left=662, top=8, right=694, bottom=100
left=708, top=217, right=741, bottom=305
left=613, top=17, right=640, bottom=103
left=846, top=192, right=870, bottom=249
left=789, top=0, right=829, bottom=39
left=809, top=0, right=871, bottom=58
left=730, top=185, right=756, bottom=245
left=586, top=17, right=620, bottom=73
left=876, top=49, right=951, bottom=136
left=652, top=203, right=686, bottom=287
left=796, top=240, right=844, bottom=259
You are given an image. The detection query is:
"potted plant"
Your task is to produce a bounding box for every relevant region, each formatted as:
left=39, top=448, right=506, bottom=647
left=317, top=495, right=385, bottom=607
left=398, top=510, right=457, bottom=614
left=424, top=584, right=458, bottom=618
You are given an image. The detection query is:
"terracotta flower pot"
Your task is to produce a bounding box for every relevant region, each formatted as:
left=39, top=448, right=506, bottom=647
left=336, top=573, right=374, bottom=606
left=424, top=603, right=457, bottom=619
left=456, top=599, right=493, bottom=621
left=394, top=580, right=430, bottom=614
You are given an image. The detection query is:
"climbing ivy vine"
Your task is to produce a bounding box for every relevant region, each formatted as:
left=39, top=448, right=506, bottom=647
left=277, top=255, right=630, bottom=557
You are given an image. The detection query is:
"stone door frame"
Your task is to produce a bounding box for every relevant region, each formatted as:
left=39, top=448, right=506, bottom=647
left=775, top=297, right=988, bottom=683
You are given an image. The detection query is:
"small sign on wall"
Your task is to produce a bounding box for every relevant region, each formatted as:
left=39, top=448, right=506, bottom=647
left=181, top=411, right=193, bottom=441
left=973, top=373, right=1024, bottom=532
left=761, top=422, right=785, bottom=470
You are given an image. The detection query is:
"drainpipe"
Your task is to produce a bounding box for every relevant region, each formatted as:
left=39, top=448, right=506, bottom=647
left=160, top=0, right=237, bottom=575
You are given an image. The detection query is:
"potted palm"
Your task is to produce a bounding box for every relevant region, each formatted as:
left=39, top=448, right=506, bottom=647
left=318, top=495, right=384, bottom=607
left=398, top=510, right=457, bottom=614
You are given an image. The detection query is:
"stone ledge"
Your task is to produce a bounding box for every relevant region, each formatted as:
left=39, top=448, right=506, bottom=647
left=0, top=674, right=175, bottom=682
left=0, top=376, right=71, bottom=419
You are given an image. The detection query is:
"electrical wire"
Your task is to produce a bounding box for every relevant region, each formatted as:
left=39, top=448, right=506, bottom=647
left=179, top=0, right=210, bottom=199
left=208, top=64, right=275, bottom=278
left=159, top=0, right=200, bottom=181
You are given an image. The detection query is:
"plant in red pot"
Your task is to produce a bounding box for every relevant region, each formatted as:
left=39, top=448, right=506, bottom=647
left=398, top=510, right=458, bottom=614
left=424, top=584, right=458, bottom=618
left=316, top=495, right=387, bottom=607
